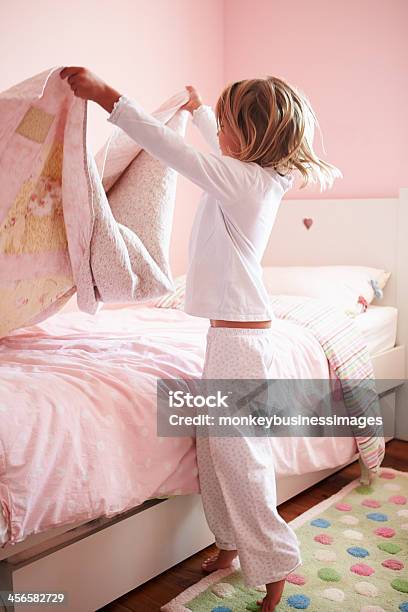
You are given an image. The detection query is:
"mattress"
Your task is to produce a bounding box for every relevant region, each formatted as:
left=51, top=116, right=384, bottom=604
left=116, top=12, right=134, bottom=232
left=0, top=303, right=397, bottom=546
left=354, top=305, right=398, bottom=356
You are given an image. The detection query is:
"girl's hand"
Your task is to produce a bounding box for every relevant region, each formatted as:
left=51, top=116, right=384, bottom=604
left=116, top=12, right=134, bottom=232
left=60, top=66, right=121, bottom=113
left=180, top=85, right=203, bottom=114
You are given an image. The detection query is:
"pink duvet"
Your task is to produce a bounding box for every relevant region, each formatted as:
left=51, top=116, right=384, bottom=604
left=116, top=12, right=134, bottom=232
left=0, top=305, right=356, bottom=545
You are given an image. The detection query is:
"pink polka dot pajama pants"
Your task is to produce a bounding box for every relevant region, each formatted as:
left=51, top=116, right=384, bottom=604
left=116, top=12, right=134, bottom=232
left=196, top=326, right=301, bottom=587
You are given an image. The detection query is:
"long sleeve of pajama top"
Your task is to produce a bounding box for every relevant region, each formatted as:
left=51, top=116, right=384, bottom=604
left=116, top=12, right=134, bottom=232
left=108, top=95, right=294, bottom=321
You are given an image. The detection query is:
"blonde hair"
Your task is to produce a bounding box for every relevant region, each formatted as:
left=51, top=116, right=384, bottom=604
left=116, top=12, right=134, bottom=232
left=215, top=76, right=342, bottom=191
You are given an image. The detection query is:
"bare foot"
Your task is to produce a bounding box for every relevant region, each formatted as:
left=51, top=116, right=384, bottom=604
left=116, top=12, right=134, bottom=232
left=201, top=548, right=238, bottom=573
left=256, top=578, right=285, bottom=611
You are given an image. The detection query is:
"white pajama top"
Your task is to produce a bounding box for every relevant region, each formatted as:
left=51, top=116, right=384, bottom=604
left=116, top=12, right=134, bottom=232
left=107, top=96, right=294, bottom=321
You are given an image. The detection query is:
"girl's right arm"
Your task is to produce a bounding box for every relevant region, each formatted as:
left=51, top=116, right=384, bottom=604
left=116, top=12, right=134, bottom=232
left=181, top=85, right=221, bottom=154
left=191, top=105, right=222, bottom=155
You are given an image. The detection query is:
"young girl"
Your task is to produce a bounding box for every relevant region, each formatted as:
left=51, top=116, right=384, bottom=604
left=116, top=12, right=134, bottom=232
left=60, top=66, right=341, bottom=611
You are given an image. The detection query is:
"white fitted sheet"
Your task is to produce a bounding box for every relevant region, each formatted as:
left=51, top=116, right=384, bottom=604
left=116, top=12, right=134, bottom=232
left=354, top=305, right=398, bottom=356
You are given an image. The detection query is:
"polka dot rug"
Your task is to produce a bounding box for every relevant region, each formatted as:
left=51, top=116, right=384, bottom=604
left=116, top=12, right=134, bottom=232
left=161, top=468, right=408, bottom=611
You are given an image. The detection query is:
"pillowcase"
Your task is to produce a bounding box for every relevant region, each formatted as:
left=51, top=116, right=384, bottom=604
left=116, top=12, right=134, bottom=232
left=46, top=272, right=185, bottom=317
left=262, top=266, right=391, bottom=315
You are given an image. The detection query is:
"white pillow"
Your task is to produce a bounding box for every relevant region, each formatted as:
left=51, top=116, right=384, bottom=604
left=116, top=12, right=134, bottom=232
left=262, top=266, right=391, bottom=314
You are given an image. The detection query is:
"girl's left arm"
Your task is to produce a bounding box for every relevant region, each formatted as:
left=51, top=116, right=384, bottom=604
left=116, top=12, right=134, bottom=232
left=59, top=67, right=254, bottom=203
left=105, top=95, right=254, bottom=204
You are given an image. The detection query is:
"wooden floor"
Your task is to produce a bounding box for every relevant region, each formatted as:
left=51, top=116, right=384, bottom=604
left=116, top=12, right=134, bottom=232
left=101, top=439, right=407, bottom=612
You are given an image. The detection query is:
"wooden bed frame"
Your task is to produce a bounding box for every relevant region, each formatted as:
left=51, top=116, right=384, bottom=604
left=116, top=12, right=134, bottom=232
left=1, top=189, right=407, bottom=612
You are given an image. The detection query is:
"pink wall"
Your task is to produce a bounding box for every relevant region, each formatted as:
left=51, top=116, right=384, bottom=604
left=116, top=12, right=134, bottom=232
left=1, top=1, right=407, bottom=274
left=0, top=0, right=224, bottom=275
left=224, top=0, right=408, bottom=199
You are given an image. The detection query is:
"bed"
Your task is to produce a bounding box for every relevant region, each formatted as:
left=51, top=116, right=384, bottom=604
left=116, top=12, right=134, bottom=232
left=354, top=305, right=398, bottom=355
left=0, top=190, right=407, bottom=612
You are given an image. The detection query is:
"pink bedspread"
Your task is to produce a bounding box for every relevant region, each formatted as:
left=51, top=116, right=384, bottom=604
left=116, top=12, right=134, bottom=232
left=0, top=305, right=356, bottom=545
